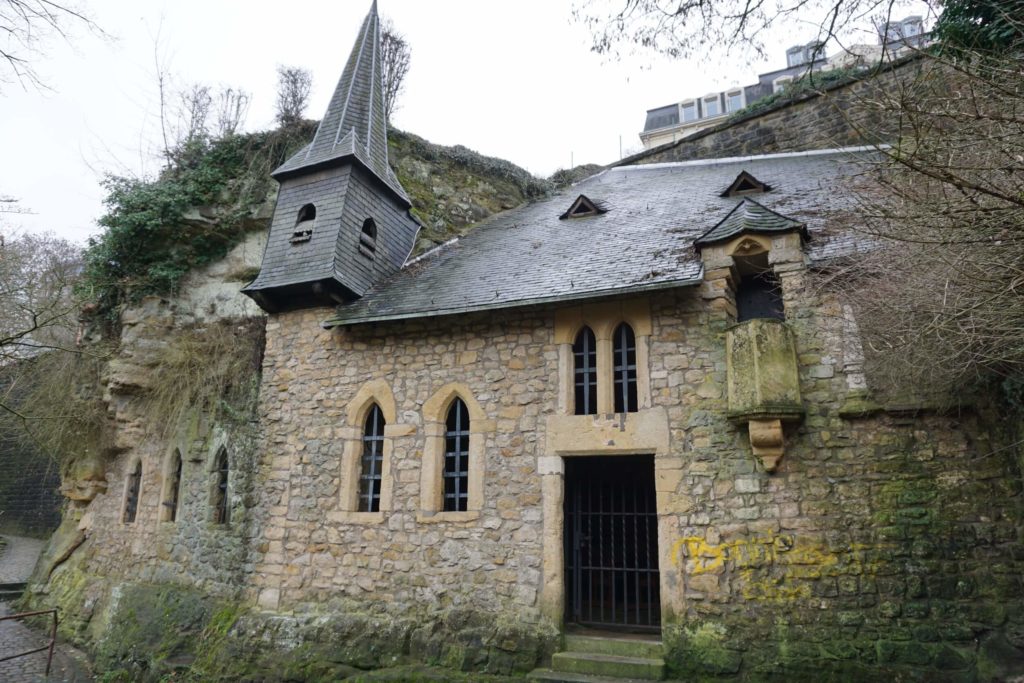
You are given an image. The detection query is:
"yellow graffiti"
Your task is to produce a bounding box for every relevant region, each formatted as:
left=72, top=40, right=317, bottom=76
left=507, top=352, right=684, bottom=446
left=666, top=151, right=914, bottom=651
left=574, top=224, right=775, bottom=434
left=669, top=533, right=890, bottom=603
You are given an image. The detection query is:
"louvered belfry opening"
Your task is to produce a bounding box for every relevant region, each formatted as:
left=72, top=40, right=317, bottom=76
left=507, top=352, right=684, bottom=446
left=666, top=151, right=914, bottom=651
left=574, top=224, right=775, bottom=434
left=443, top=398, right=470, bottom=512
left=573, top=327, right=598, bottom=415
left=565, top=455, right=661, bottom=632
left=359, top=404, right=386, bottom=512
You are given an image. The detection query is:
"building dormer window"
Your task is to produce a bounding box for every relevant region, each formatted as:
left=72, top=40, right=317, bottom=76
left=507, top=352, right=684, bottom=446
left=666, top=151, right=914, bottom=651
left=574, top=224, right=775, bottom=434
left=725, top=90, right=744, bottom=113
left=773, top=76, right=793, bottom=93
left=721, top=171, right=772, bottom=197
left=359, top=218, right=377, bottom=259
left=291, top=204, right=316, bottom=243
left=703, top=94, right=721, bottom=117
left=560, top=194, right=606, bottom=220
left=680, top=100, right=698, bottom=123
left=786, top=46, right=804, bottom=67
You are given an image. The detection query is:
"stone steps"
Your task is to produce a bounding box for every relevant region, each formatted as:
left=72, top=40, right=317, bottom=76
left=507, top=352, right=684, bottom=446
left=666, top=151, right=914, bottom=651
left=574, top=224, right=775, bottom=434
left=529, top=632, right=666, bottom=682
left=564, top=634, right=664, bottom=660
left=528, top=668, right=662, bottom=683
left=0, top=582, right=26, bottom=601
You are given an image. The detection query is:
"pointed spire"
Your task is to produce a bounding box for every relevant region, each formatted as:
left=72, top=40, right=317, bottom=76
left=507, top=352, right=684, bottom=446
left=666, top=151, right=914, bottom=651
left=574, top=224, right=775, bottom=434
left=273, top=1, right=409, bottom=205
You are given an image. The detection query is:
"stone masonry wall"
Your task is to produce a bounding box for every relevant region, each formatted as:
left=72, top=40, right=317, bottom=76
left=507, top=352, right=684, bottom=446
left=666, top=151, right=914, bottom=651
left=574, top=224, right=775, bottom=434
left=623, top=57, right=926, bottom=166
left=27, top=232, right=1024, bottom=680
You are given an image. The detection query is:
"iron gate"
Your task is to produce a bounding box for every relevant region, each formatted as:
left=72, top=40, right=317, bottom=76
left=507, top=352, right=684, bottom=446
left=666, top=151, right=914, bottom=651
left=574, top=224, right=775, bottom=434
left=564, top=455, right=660, bottom=631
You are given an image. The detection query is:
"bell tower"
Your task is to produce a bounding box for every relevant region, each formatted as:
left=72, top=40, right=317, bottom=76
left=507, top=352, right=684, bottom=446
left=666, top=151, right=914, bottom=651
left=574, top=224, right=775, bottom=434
left=243, top=1, right=419, bottom=313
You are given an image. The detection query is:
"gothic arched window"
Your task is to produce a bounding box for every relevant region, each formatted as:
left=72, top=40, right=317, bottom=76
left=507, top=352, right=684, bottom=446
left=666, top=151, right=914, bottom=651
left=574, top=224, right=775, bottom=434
left=613, top=323, right=639, bottom=413
left=443, top=398, right=470, bottom=512
left=359, top=404, right=386, bottom=512
left=123, top=460, right=142, bottom=524
left=573, top=326, right=598, bottom=415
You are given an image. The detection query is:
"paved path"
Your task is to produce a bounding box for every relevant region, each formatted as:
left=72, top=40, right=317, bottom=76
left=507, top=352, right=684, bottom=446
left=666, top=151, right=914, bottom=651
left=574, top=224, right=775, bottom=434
left=0, top=534, right=46, bottom=584
left=0, top=534, right=93, bottom=682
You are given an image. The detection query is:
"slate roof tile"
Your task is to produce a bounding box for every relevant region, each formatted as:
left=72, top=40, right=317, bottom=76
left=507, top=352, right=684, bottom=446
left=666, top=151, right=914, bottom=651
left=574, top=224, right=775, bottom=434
left=324, top=147, right=880, bottom=327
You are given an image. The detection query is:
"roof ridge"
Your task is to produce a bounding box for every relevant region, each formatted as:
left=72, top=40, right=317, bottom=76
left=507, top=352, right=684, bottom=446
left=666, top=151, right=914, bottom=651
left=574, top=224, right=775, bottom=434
left=612, top=144, right=887, bottom=172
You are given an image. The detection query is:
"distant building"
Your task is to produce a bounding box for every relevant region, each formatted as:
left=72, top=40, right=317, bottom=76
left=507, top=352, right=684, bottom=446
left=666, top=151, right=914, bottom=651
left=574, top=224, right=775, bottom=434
left=639, top=16, right=929, bottom=150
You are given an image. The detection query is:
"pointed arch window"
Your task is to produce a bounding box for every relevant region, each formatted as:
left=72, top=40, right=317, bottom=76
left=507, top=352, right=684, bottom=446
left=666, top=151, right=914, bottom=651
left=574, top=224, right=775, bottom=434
left=359, top=404, right=386, bottom=512
left=123, top=460, right=142, bottom=524
left=443, top=398, right=471, bottom=512
left=573, top=327, right=598, bottom=415
left=162, top=450, right=183, bottom=523
left=212, top=448, right=230, bottom=524
left=613, top=323, right=639, bottom=413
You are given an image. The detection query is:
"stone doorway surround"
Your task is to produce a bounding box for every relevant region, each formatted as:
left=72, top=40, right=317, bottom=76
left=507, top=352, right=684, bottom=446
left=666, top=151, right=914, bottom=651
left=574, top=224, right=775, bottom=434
left=539, top=408, right=676, bottom=628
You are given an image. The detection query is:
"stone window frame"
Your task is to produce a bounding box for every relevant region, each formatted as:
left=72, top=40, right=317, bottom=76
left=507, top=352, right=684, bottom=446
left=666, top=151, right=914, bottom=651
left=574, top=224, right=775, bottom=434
left=338, top=379, right=402, bottom=524
left=120, top=458, right=143, bottom=526
left=159, top=448, right=184, bottom=523
left=418, top=383, right=490, bottom=523
left=554, top=299, right=652, bottom=416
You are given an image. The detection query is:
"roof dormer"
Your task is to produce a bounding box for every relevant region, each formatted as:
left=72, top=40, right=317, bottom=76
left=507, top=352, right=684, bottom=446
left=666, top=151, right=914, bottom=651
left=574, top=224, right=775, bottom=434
left=560, top=194, right=607, bottom=220
left=720, top=170, right=772, bottom=197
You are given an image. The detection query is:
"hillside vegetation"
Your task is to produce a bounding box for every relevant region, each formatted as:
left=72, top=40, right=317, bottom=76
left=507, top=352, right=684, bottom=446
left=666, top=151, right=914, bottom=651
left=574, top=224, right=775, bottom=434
left=80, top=122, right=581, bottom=323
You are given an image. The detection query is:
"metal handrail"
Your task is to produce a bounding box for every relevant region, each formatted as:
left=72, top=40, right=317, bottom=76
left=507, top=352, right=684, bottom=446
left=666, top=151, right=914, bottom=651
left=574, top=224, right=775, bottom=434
left=0, top=608, right=58, bottom=675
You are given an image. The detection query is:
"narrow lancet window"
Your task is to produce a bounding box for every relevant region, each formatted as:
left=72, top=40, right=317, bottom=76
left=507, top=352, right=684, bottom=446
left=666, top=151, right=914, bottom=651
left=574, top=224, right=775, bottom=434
left=573, top=326, right=598, bottom=415
left=359, top=404, right=386, bottom=512
left=443, top=398, right=470, bottom=512
left=164, top=450, right=183, bottom=522
left=212, top=448, right=230, bottom=524
left=123, top=460, right=142, bottom=524
left=613, top=323, right=639, bottom=413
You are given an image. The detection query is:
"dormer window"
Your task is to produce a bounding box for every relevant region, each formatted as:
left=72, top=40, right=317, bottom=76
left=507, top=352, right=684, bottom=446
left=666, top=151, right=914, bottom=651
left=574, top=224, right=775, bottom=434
left=359, top=218, right=377, bottom=259
left=721, top=171, right=772, bottom=197
left=703, top=94, right=721, bottom=117
left=291, top=204, right=316, bottom=243
left=725, top=90, right=744, bottom=113
left=773, top=76, right=793, bottom=93
left=560, top=194, right=607, bottom=220
left=786, top=46, right=804, bottom=67
left=680, top=99, right=698, bottom=123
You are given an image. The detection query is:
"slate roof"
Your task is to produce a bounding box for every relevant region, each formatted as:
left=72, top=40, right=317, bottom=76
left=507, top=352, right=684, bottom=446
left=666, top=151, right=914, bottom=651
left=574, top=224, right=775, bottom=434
left=324, top=147, right=879, bottom=327
left=273, top=1, right=409, bottom=206
left=694, top=197, right=807, bottom=247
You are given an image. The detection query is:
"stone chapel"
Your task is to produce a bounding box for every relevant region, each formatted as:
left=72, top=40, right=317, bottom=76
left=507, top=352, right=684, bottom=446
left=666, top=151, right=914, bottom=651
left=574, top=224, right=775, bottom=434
left=28, top=3, right=1024, bottom=681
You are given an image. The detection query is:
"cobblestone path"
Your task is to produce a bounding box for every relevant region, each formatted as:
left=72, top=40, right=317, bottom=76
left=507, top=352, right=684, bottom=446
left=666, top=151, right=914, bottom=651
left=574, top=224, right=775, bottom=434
left=0, top=534, right=93, bottom=681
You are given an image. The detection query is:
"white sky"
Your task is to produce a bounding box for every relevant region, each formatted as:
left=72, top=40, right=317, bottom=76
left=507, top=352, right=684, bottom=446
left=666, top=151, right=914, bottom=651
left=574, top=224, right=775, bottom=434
left=0, top=0, right=910, bottom=243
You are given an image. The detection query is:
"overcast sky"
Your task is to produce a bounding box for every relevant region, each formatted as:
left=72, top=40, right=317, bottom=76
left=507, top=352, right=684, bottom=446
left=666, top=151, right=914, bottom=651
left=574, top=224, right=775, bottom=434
left=0, top=0, right=915, bottom=244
